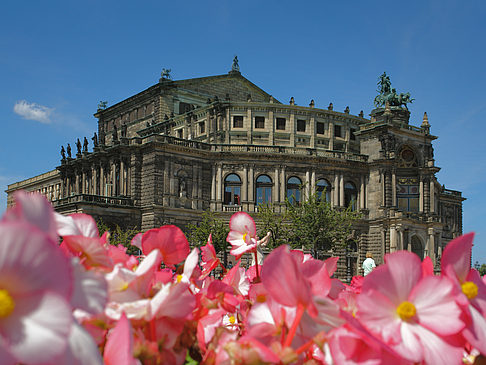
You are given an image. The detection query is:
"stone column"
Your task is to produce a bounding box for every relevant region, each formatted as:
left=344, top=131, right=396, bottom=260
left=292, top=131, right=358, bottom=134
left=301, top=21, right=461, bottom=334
left=99, top=164, right=104, bottom=196
left=120, top=159, right=125, bottom=196
left=217, top=164, right=222, bottom=210
left=249, top=165, right=255, bottom=212
left=329, top=121, right=334, bottom=150
left=392, top=170, right=397, bottom=207
left=419, top=176, right=424, bottom=212
left=280, top=165, right=286, bottom=207
left=430, top=180, right=435, bottom=213
left=360, top=175, right=365, bottom=209
left=289, top=111, right=295, bottom=147
left=268, top=110, right=274, bottom=145
left=339, top=174, right=344, bottom=207
left=381, top=170, right=385, bottom=206
left=242, top=165, right=248, bottom=210
left=111, top=162, right=116, bottom=196
left=309, top=115, right=315, bottom=148
left=274, top=166, right=279, bottom=205
left=333, top=174, right=339, bottom=206
left=428, top=228, right=436, bottom=263
left=305, top=171, right=311, bottom=200
left=399, top=228, right=404, bottom=250
left=75, top=173, right=80, bottom=194
left=390, top=227, right=397, bottom=252
left=311, top=171, right=316, bottom=192
left=247, top=107, right=253, bottom=144
left=210, top=165, right=216, bottom=210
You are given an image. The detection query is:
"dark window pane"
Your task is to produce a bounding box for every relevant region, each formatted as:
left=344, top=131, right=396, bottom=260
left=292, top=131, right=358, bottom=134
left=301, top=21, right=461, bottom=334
left=297, top=119, right=306, bottom=132
left=334, top=125, right=342, bottom=138
left=317, top=122, right=325, bottom=134
left=255, top=116, right=265, bottom=129
left=233, top=116, right=243, bottom=128
left=276, top=118, right=286, bottom=130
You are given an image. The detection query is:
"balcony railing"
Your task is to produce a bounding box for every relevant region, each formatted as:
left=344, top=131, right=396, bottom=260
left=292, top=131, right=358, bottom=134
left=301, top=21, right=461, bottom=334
left=52, top=194, right=134, bottom=207
left=222, top=205, right=242, bottom=212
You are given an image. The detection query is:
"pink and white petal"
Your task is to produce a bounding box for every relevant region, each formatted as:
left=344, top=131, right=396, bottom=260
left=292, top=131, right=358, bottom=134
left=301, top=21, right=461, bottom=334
left=392, top=323, right=422, bottom=363
left=467, top=269, right=486, bottom=315
left=0, top=222, right=71, bottom=297
left=105, top=299, right=151, bottom=320
left=462, top=304, right=486, bottom=355
left=421, top=256, right=434, bottom=277
left=357, top=289, right=401, bottom=343
left=3, top=292, right=72, bottom=364
left=441, top=232, right=474, bottom=283
left=104, top=313, right=137, bottom=365
left=230, top=241, right=257, bottom=257
left=229, top=211, right=256, bottom=236
left=183, top=247, right=199, bottom=279
left=57, top=321, right=103, bottom=365
left=261, top=245, right=312, bottom=308
left=3, top=191, right=58, bottom=241
left=130, top=232, right=143, bottom=250
left=384, top=251, right=422, bottom=303
left=313, top=296, right=346, bottom=329
left=226, top=230, right=245, bottom=246
left=63, top=235, right=113, bottom=269
left=0, top=339, right=16, bottom=365
left=408, top=324, right=463, bottom=365
left=55, top=212, right=99, bottom=238
left=141, top=225, right=190, bottom=266
left=150, top=282, right=195, bottom=320
left=411, top=276, right=464, bottom=335
left=71, top=259, right=108, bottom=314
left=247, top=302, right=276, bottom=327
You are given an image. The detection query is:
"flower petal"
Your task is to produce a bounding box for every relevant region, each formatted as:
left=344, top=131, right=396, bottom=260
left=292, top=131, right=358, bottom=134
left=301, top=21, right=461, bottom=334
left=441, top=233, right=474, bottom=283
left=3, top=292, right=72, bottom=364
left=411, top=275, right=464, bottom=336
left=229, top=211, right=256, bottom=237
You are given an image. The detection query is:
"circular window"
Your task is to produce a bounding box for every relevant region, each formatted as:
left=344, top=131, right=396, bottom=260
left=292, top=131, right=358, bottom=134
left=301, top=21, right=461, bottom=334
left=401, top=149, right=415, bottom=162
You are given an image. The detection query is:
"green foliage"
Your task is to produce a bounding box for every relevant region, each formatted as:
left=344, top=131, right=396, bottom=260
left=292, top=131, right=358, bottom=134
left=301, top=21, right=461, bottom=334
left=256, top=189, right=360, bottom=257
left=474, top=261, right=486, bottom=276
left=97, top=219, right=141, bottom=256
left=256, top=203, right=290, bottom=249
left=186, top=210, right=229, bottom=254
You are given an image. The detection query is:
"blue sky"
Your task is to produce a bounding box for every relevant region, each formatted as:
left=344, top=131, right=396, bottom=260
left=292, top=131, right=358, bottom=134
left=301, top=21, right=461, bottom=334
left=1, top=1, right=485, bottom=262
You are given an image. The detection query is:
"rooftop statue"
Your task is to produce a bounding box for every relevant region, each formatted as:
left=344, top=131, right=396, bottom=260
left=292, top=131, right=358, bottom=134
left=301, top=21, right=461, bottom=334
left=161, top=68, right=172, bottom=79
left=374, top=72, right=414, bottom=109
left=97, top=101, right=108, bottom=110
left=231, top=56, right=240, bottom=72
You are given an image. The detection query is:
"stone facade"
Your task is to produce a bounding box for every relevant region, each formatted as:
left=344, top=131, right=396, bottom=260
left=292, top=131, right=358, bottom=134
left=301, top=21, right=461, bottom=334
left=6, top=68, right=464, bottom=279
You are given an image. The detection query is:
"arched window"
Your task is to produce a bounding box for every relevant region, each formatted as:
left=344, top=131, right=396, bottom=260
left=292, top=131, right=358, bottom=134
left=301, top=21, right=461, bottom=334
left=316, top=179, right=331, bottom=202
left=224, top=173, right=241, bottom=205
left=287, top=176, right=302, bottom=205
left=411, top=236, right=424, bottom=260
left=344, top=182, right=357, bottom=210
left=256, top=175, right=272, bottom=205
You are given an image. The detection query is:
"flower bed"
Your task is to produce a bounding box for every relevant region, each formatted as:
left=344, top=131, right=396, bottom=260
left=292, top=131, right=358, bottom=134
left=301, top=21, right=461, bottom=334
left=0, top=192, right=485, bottom=364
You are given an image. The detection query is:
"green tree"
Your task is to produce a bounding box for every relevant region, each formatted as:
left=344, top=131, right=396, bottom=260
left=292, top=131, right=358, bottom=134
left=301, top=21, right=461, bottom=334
left=474, top=261, right=486, bottom=276
left=186, top=211, right=229, bottom=263
left=97, top=219, right=141, bottom=256
left=257, top=189, right=360, bottom=258
left=256, top=203, right=290, bottom=249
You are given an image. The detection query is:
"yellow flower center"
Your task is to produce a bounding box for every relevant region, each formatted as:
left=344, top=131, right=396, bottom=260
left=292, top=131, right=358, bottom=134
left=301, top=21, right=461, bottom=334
left=242, top=233, right=248, bottom=242
left=177, top=274, right=183, bottom=283
left=461, top=281, right=478, bottom=300
left=229, top=315, right=236, bottom=324
left=0, top=289, right=15, bottom=318
left=120, top=283, right=129, bottom=291
left=256, top=294, right=266, bottom=303
left=396, top=301, right=416, bottom=321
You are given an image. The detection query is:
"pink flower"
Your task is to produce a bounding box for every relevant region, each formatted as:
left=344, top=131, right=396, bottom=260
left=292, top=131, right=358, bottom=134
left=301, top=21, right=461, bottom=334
left=200, top=234, right=221, bottom=279
left=103, top=312, right=137, bottom=365
left=441, top=233, right=486, bottom=355
left=0, top=221, right=73, bottom=364
left=226, top=212, right=258, bottom=259
left=357, top=251, right=465, bottom=364
left=142, top=225, right=190, bottom=268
